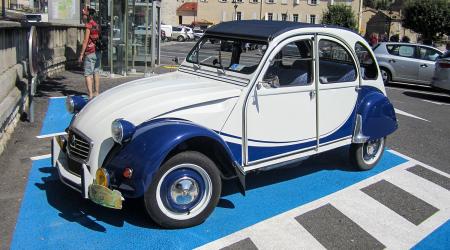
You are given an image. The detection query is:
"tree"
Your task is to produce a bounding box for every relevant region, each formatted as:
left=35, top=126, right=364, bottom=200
left=364, top=0, right=376, bottom=8
left=322, top=4, right=357, bottom=30
left=402, top=0, right=450, bottom=45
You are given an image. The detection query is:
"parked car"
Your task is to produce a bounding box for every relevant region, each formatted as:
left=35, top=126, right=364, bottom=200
left=374, top=42, right=443, bottom=85
left=172, top=26, right=190, bottom=42
left=161, top=24, right=173, bottom=40
left=432, top=51, right=450, bottom=92
left=54, top=20, right=397, bottom=229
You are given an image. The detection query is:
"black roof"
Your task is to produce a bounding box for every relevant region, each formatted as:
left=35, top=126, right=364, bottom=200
left=205, top=20, right=327, bottom=42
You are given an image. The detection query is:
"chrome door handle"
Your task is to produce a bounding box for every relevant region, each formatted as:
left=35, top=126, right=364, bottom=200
left=420, top=64, right=428, bottom=68
left=310, top=90, right=316, bottom=99
left=389, top=59, right=396, bottom=63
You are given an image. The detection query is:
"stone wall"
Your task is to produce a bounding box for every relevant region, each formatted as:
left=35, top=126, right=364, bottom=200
left=0, top=21, right=84, bottom=155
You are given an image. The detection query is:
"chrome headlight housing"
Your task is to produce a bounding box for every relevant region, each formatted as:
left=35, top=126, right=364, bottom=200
left=111, top=119, right=136, bottom=144
left=66, top=95, right=88, bottom=114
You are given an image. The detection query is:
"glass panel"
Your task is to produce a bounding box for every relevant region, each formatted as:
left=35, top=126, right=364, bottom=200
left=355, top=42, right=378, bottom=80
left=319, top=39, right=356, bottom=84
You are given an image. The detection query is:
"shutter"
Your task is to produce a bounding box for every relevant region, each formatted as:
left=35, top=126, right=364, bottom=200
left=265, top=12, right=268, bottom=20
left=306, top=14, right=310, bottom=23
left=222, top=11, right=227, bottom=21
left=241, top=12, right=244, bottom=20
left=253, top=12, right=257, bottom=19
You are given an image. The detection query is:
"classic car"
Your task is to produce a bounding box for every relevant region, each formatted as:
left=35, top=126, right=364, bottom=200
left=52, top=20, right=398, bottom=229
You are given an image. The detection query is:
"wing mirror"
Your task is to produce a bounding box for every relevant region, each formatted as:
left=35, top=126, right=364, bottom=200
left=261, top=73, right=280, bottom=88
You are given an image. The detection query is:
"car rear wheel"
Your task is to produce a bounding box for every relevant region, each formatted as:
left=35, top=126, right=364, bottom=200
left=380, top=68, right=391, bottom=85
left=177, top=35, right=185, bottom=42
left=350, top=137, right=385, bottom=171
left=144, top=151, right=221, bottom=228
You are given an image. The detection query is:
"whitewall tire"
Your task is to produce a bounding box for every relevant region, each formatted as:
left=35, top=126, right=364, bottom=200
left=350, top=137, right=386, bottom=171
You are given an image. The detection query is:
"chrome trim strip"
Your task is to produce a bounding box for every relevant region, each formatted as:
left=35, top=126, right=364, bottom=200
left=352, top=114, right=369, bottom=143
left=314, top=33, right=320, bottom=150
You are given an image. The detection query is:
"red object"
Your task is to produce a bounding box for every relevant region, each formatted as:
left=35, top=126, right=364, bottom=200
left=439, top=61, right=450, bottom=68
left=177, top=2, right=198, bottom=12
left=85, top=19, right=100, bottom=55
left=123, top=168, right=133, bottom=179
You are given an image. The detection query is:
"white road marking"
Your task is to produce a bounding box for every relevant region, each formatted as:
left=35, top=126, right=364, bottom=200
left=36, top=132, right=67, bottom=139
left=197, top=152, right=450, bottom=250
left=30, top=154, right=51, bottom=161
left=395, top=108, right=430, bottom=122
left=422, top=99, right=450, bottom=106
left=386, top=86, right=450, bottom=98
left=48, top=96, right=67, bottom=99
left=201, top=56, right=212, bottom=63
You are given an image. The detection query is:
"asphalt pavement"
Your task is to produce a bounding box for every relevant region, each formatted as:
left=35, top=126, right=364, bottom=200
left=0, top=41, right=449, bottom=249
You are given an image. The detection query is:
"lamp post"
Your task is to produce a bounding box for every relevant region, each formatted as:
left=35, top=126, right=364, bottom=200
left=232, top=0, right=238, bottom=21
left=2, top=0, right=6, bottom=19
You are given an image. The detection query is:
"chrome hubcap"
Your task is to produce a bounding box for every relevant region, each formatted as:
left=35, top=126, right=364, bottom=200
left=170, top=177, right=199, bottom=205
left=363, top=139, right=383, bottom=164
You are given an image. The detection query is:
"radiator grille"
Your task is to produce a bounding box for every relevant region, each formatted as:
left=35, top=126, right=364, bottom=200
left=67, top=131, right=91, bottom=162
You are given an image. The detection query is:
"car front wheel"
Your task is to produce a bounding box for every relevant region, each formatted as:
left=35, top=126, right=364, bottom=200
left=350, top=137, right=385, bottom=171
left=144, top=151, right=221, bottom=228
left=177, top=36, right=185, bottom=42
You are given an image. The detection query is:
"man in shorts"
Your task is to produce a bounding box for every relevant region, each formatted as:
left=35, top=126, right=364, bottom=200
left=78, top=7, right=101, bottom=99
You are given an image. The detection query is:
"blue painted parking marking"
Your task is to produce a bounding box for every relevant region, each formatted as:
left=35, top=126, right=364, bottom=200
left=11, top=151, right=407, bottom=249
left=39, top=97, right=72, bottom=137
left=413, top=220, right=450, bottom=250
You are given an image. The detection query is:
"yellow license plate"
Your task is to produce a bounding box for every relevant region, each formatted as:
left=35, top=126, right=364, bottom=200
left=88, top=184, right=123, bottom=209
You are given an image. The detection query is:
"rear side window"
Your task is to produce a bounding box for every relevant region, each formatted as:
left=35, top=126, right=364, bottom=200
left=386, top=44, right=415, bottom=58
left=319, top=39, right=357, bottom=84
left=418, top=47, right=441, bottom=61
left=355, top=42, right=378, bottom=80
left=172, top=27, right=182, bottom=32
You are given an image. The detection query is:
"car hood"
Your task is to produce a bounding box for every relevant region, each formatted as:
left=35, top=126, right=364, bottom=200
left=72, top=71, right=243, bottom=139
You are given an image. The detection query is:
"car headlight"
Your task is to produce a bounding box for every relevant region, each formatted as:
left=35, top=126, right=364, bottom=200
left=66, top=95, right=88, bottom=114
left=111, top=119, right=136, bottom=144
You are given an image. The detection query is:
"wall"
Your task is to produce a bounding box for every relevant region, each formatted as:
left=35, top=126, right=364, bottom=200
left=0, top=21, right=84, bottom=155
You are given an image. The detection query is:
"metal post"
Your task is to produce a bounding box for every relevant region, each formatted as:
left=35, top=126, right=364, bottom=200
left=124, top=0, right=128, bottom=75
left=157, top=2, right=161, bottom=65
left=109, top=0, right=114, bottom=76
left=259, top=0, right=263, bottom=20
left=150, top=0, right=156, bottom=73
left=2, top=0, right=6, bottom=19
left=144, top=0, right=149, bottom=74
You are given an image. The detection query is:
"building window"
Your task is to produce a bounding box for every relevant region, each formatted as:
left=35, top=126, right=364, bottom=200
left=250, top=0, right=259, bottom=3
left=237, top=12, right=242, bottom=20
left=293, top=14, right=299, bottom=22
left=308, top=0, right=317, bottom=5
left=267, top=0, right=275, bottom=3
left=281, top=13, right=287, bottom=21
left=268, top=13, right=273, bottom=21
left=219, top=0, right=227, bottom=3
left=310, top=14, right=316, bottom=24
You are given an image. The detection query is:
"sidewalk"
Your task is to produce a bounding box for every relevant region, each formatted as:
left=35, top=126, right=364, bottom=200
left=0, top=70, right=147, bottom=249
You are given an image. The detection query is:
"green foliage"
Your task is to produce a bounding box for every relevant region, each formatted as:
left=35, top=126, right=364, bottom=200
left=402, top=0, right=450, bottom=44
left=322, top=4, right=357, bottom=30
left=363, top=0, right=393, bottom=10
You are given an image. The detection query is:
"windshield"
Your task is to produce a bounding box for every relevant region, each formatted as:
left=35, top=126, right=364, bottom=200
left=186, top=36, right=268, bottom=74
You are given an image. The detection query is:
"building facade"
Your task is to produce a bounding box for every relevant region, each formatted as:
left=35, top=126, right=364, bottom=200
left=196, top=0, right=362, bottom=26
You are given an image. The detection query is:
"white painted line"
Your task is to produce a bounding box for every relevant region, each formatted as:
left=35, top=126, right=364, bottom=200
left=30, top=154, right=51, bottom=161
left=36, top=132, right=67, bottom=139
left=395, top=108, right=430, bottom=122
left=200, top=56, right=212, bottom=63
left=48, top=96, right=67, bottom=99
left=422, top=99, right=450, bottom=106
left=387, top=149, right=450, bottom=178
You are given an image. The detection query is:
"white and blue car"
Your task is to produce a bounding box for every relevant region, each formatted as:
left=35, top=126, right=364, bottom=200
left=52, top=21, right=397, bottom=228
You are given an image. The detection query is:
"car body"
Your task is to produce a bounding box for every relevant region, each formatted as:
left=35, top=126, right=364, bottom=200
left=193, top=29, right=204, bottom=40
left=53, top=20, right=397, bottom=228
left=431, top=51, right=450, bottom=91
left=161, top=24, right=173, bottom=39
left=374, top=42, right=443, bottom=85
left=171, top=26, right=190, bottom=42
left=183, top=26, right=195, bottom=40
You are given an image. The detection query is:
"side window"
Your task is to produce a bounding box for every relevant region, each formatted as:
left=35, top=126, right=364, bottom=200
left=355, top=42, right=378, bottom=80
left=418, top=47, right=441, bottom=61
left=263, top=40, right=313, bottom=87
left=319, top=39, right=357, bottom=84
left=387, top=45, right=415, bottom=58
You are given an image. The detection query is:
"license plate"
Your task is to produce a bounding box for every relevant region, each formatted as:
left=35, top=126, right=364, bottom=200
left=88, top=184, right=123, bottom=209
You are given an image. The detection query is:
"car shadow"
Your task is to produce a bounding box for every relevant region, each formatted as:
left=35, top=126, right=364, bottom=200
left=34, top=146, right=357, bottom=232
left=388, top=82, right=437, bottom=93
left=403, top=91, right=450, bottom=104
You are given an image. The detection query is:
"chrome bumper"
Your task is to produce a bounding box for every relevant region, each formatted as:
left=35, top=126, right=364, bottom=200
left=51, top=136, right=93, bottom=199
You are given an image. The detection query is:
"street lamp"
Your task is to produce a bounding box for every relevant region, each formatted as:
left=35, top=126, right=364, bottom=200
left=232, top=0, right=238, bottom=21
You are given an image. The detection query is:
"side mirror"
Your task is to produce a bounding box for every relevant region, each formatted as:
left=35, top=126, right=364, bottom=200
left=261, top=73, right=280, bottom=88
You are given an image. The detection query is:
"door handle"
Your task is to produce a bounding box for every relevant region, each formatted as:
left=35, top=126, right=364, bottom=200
left=420, top=64, right=428, bottom=68
left=309, top=90, right=316, bottom=99
left=389, top=59, right=396, bottom=63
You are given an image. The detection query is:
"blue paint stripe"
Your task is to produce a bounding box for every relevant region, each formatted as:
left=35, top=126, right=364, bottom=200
left=39, top=98, right=73, bottom=136
left=12, top=151, right=407, bottom=249
left=412, top=220, right=450, bottom=250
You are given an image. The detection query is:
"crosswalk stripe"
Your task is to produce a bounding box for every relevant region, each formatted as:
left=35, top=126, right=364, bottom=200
left=197, top=158, right=450, bottom=250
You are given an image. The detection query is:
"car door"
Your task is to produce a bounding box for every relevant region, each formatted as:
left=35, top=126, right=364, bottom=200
left=417, top=46, right=442, bottom=84
left=245, top=36, right=317, bottom=163
left=317, top=36, right=359, bottom=144
left=386, top=44, right=419, bottom=82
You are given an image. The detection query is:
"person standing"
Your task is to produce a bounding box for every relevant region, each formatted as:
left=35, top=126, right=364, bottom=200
left=78, top=7, right=101, bottom=99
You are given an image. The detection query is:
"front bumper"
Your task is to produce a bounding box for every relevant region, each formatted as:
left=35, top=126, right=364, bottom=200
left=52, top=136, right=123, bottom=209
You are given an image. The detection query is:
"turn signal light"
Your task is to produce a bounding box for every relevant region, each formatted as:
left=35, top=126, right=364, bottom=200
left=95, top=168, right=110, bottom=187
left=123, top=168, right=133, bottom=179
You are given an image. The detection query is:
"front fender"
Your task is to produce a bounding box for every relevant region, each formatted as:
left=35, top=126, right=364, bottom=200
left=105, top=118, right=238, bottom=198
left=356, top=86, right=398, bottom=140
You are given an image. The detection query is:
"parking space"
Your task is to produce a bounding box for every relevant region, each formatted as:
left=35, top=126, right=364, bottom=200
left=9, top=97, right=450, bottom=249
